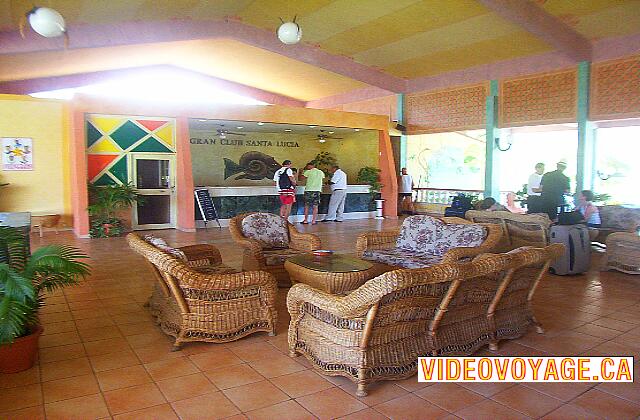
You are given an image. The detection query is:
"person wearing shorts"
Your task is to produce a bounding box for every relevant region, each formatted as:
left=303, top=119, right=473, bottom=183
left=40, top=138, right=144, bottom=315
left=274, top=160, right=297, bottom=220
left=300, top=162, right=325, bottom=225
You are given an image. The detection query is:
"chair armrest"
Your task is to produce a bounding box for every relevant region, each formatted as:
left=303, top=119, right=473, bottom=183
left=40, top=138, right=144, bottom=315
left=288, top=225, right=321, bottom=251
left=355, top=229, right=400, bottom=257
left=178, top=244, right=223, bottom=265
left=287, top=283, right=362, bottom=320
left=179, top=268, right=278, bottom=292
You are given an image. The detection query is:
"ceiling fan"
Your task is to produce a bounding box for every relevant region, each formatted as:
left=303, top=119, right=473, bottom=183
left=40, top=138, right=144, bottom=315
left=216, top=125, right=246, bottom=139
left=315, top=130, right=343, bottom=143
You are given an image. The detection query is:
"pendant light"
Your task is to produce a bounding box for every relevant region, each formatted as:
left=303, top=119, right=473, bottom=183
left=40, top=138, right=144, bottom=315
left=22, top=7, right=66, bottom=38
left=277, top=16, right=302, bottom=45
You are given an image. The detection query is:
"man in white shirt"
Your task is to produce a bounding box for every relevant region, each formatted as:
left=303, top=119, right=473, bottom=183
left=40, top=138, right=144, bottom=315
left=273, top=160, right=297, bottom=219
left=398, top=167, right=415, bottom=215
left=322, top=165, right=347, bottom=222
left=526, top=162, right=544, bottom=214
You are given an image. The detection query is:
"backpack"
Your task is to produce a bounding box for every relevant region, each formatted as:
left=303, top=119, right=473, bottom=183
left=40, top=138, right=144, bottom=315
left=278, top=168, right=292, bottom=190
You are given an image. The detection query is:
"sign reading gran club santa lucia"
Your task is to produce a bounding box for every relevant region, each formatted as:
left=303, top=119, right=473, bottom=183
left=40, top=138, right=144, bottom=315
left=2, top=138, right=33, bottom=171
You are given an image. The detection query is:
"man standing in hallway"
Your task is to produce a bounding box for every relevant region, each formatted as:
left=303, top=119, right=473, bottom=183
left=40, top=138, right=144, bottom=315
left=540, top=159, right=571, bottom=220
left=300, top=162, right=325, bottom=225
left=526, top=162, right=545, bottom=213
left=323, top=165, right=347, bottom=222
left=398, top=167, right=415, bottom=215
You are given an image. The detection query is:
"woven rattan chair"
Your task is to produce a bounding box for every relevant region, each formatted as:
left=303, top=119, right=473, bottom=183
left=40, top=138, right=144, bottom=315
left=229, top=212, right=321, bottom=287
left=602, top=232, right=640, bottom=274
left=466, top=210, right=552, bottom=251
left=127, top=233, right=278, bottom=350
left=287, top=245, right=563, bottom=396
left=355, top=214, right=502, bottom=270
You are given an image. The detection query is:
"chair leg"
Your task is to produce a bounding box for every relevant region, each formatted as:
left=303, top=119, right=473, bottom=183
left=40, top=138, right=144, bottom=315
left=489, top=340, right=499, bottom=351
left=356, top=382, right=368, bottom=397
left=171, top=341, right=183, bottom=352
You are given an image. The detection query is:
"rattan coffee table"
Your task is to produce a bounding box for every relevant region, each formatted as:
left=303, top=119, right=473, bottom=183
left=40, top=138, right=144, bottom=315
left=285, top=254, right=384, bottom=294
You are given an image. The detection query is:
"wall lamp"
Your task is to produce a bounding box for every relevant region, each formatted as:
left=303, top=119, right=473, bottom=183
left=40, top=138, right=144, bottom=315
left=495, top=137, right=512, bottom=152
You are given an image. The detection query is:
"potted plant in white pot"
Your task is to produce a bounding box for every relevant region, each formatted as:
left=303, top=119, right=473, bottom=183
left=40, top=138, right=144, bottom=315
left=0, top=226, right=90, bottom=373
left=356, top=166, right=384, bottom=218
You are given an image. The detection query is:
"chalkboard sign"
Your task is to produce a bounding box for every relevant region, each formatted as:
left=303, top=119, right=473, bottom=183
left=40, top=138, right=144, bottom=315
left=194, top=189, right=221, bottom=229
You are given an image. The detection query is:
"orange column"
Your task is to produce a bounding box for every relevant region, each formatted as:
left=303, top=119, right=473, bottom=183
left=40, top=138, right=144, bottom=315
left=378, top=130, right=398, bottom=218
left=70, top=110, right=90, bottom=237
left=176, top=117, right=196, bottom=232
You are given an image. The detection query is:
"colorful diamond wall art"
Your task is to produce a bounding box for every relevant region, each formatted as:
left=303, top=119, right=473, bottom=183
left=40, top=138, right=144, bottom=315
left=136, top=119, right=167, bottom=132
left=110, top=121, right=149, bottom=150
left=88, top=154, right=118, bottom=181
left=89, top=116, right=124, bottom=136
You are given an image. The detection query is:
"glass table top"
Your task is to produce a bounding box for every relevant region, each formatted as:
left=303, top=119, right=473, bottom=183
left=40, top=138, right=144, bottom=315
left=287, top=253, right=373, bottom=273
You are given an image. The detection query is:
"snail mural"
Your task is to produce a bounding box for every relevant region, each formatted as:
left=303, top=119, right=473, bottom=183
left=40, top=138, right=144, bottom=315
left=223, top=151, right=282, bottom=181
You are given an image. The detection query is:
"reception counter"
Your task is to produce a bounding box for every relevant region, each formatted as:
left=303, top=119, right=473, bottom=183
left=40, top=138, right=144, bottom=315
left=195, top=185, right=376, bottom=227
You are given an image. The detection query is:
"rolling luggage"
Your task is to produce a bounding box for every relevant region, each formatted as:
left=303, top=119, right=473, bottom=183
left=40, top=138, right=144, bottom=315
left=444, top=194, right=473, bottom=218
left=549, top=224, right=590, bottom=275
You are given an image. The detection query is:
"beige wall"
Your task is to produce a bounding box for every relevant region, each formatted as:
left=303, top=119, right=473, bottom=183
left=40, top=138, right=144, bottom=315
left=0, top=96, right=71, bottom=225
left=190, top=129, right=378, bottom=186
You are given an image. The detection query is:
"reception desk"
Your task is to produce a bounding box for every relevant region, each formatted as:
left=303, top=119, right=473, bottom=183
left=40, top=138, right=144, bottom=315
left=195, top=185, right=375, bottom=227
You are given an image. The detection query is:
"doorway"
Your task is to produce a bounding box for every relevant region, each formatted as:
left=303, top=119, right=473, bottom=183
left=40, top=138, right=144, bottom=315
left=129, top=153, right=176, bottom=230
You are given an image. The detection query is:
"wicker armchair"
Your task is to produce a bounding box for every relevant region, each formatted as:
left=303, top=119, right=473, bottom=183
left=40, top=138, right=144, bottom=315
left=355, top=215, right=502, bottom=270
left=466, top=210, right=552, bottom=252
left=229, top=212, right=321, bottom=287
left=601, top=232, right=640, bottom=274
left=127, top=233, right=278, bottom=350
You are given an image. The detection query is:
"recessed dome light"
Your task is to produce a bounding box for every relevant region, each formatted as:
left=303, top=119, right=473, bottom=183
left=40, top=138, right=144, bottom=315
left=308, top=125, right=317, bottom=128
left=236, top=126, right=243, bottom=129
left=328, top=131, right=335, bottom=134
left=257, top=122, right=264, bottom=126
left=284, top=129, right=292, bottom=132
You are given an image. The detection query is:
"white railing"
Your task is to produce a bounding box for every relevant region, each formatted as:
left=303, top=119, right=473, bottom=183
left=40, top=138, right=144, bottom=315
left=414, top=188, right=511, bottom=205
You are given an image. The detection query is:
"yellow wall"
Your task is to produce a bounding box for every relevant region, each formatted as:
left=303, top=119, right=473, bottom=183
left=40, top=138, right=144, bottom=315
left=190, top=129, right=378, bottom=186
left=0, top=96, right=71, bottom=226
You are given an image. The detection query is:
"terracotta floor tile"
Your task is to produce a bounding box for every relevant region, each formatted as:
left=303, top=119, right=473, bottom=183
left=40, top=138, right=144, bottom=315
left=456, top=399, right=532, bottom=420
left=74, top=317, right=116, bottom=330
left=0, top=366, right=40, bottom=389
left=340, top=381, right=408, bottom=405
left=90, top=349, right=141, bottom=372
left=394, top=374, right=432, bottom=392
left=125, top=331, right=172, bottom=349
left=188, top=348, right=244, bottom=372
left=96, top=364, right=152, bottom=391
left=229, top=341, right=283, bottom=362
left=590, top=317, right=638, bottom=332
left=84, top=337, right=132, bottom=356
left=40, top=302, right=70, bottom=314
left=134, top=344, right=185, bottom=364
left=40, top=357, right=93, bottom=382
left=573, top=323, right=624, bottom=339
left=491, top=385, right=564, bottom=418
left=296, top=387, right=368, bottom=420
left=42, top=373, right=100, bottom=403
left=523, top=381, right=594, bottom=401
left=144, top=356, right=199, bottom=381
left=113, top=403, right=179, bottom=420
left=204, top=363, right=266, bottom=390
left=269, top=369, right=334, bottom=398
left=44, top=394, right=110, bottom=420
left=541, top=403, right=604, bottom=419
left=0, top=383, right=42, bottom=412
left=40, top=311, right=73, bottom=324
left=572, top=388, right=640, bottom=418
left=373, top=394, right=449, bottom=420
left=78, top=325, right=124, bottom=342
left=0, top=405, right=46, bottom=420
left=38, top=330, right=81, bottom=348
left=597, top=380, right=640, bottom=404
left=222, top=380, right=290, bottom=412
left=103, top=382, right=167, bottom=415
left=39, top=342, right=87, bottom=363
left=457, top=381, right=515, bottom=398
left=118, top=320, right=157, bottom=336
left=40, top=320, right=76, bottom=335
left=71, top=308, right=107, bottom=320
left=171, top=391, right=240, bottom=420
left=248, top=354, right=306, bottom=378
left=337, top=408, right=389, bottom=420
left=156, top=373, right=217, bottom=402
left=415, top=383, right=484, bottom=413
left=245, top=400, right=315, bottom=420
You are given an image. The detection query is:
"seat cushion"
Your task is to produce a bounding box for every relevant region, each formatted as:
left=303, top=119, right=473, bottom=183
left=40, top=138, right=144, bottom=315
left=396, top=215, right=486, bottom=256
left=263, top=248, right=307, bottom=266
left=599, top=205, right=640, bottom=231
left=241, top=213, right=289, bottom=248
left=190, top=263, right=239, bottom=275
left=362, top=249, right=443, bottom=269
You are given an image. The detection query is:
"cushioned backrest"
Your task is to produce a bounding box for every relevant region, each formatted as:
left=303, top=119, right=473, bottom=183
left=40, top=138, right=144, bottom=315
left=143, top=234, right=187, bottom=261
left=599, top=205, right=640, bottom=230
left=397, top=215, right=486, bottom=256
left=241, top=213, right=289, bottom=248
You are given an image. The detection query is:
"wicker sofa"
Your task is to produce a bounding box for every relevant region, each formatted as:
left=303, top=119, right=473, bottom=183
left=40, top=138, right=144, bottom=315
left=355, top=215, right=502, bottom=270
left=596, top=205, right=640, bottom=243
left=127, top=233, right=278, bottom=350
left=466, top=210, right=552, bottom=252
left=287, top=244, right=563, bottom=396
left=229, top=212, right=321, bottom=287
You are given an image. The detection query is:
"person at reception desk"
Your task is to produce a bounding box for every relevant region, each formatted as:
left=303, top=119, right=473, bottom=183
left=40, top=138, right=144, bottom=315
left=300, top=162, right=325, bottom=225
left=323, top=165, right=347, bottom=222
left=274, top=160, right=297, bottom=220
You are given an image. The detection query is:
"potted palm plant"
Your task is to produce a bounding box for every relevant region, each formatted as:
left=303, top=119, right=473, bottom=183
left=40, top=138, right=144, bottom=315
left=0, top=226, right=90, bottom=373
left=88, top=182, right=140, bottom=238
left=356, top=166, right=384, bottom=218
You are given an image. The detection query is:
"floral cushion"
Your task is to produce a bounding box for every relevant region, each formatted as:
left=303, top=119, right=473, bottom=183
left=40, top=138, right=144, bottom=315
left=263, top=248, right=307, bottom=266
left=191, top=264, right=239, bottom=275
left=144, top=235, right=187, bottom=261
left=396, top=215, right=486, bottom=256
left=241, top=213, right=289, bottom=249
left=599, top=205, right=640, bottom=231
left=362, top=249, right=443, bottom=269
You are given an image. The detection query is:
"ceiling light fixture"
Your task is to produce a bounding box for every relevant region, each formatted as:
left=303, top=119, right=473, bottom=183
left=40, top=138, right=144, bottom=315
left=257, top=122, right=264, bottom=126
left=236, top=126, right=243, bottom=129
left=354, top=128, right=360, bottom=131
left=277, top=16, right=302, bottom=45
left=198, top=119, right=208, bottom=122
left=328, top=131, right=335, bottom=134
left=22, top=7, right=66, bottom=38
left=308, top=125, right=317, bottom=128
left=318, top=139, right=326, bottom=143
left=284, top=129, right=292, bottom=132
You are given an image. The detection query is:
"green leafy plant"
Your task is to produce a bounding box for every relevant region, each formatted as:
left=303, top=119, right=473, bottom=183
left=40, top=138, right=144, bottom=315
left=311, top=152, right=338, bottom=176
left=592, top=192, right=611, bottom=204
left=88, top=183, right=141, bottom=238
left=0, top=226, right=90, bottom=344
left=356, top=166, right=383, bottom=199
left=515, top=183, right=529, bottom=202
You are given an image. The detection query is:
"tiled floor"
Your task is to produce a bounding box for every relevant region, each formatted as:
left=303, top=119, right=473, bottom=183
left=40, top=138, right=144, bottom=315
left=1, top=218, right=640, bottom=419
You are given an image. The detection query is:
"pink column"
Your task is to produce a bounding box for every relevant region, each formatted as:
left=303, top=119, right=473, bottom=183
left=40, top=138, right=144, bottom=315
left=70, top=110, right=90, bottom=237
left=175, top=117, right=196, bottom=232
left=378, top=130, right=398, bottom=218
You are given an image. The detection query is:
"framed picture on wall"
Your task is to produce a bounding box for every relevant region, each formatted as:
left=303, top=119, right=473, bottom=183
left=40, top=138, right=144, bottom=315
left=2, top=137, right=33, bottom=171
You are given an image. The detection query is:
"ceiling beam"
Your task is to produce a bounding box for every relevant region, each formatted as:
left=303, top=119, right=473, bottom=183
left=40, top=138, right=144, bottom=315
left=0, top=19, right=406, bottom=92
left=476, top=0, right=592, bottom=62
left=0, top=65, right=307, bottom=107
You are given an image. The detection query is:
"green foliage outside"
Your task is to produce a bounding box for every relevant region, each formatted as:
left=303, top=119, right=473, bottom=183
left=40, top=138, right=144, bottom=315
left=87, top=183, right=141, bottom=238
left=357, top=166, right=383, bottom=200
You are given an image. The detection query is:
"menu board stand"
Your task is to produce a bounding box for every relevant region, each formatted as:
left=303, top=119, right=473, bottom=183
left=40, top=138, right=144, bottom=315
left=194, top=189, right=221, bottom=229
